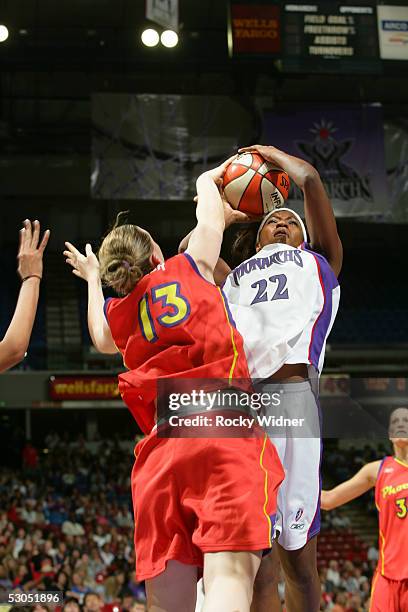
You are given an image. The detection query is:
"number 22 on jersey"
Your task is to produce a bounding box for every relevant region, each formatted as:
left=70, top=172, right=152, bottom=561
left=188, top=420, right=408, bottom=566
left=138, top=282, right=191, bottom=342
left=251, top=274, right=289, bottom=305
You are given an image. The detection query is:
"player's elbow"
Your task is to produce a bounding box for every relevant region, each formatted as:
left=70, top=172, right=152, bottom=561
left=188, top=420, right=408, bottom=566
left=302, top=166, right=320, bottom=188
left=0, top=344, right=26, bottom=372
left=91, top=334, right=118, bottom=355
left=196, top=216, right=224, bottom=237
left=12, top=348, right=27, bottom=364
left=10, top=341, right=27, bottom=363
left=5, top=337, right=27, bottom=361
left=320, top=490, right=335, bottom=511
left=92, top=340, right=117, bottom=355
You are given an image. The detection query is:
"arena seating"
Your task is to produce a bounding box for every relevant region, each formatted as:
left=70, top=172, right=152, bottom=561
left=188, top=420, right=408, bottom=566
left=0, top=436, right=380, bottom=611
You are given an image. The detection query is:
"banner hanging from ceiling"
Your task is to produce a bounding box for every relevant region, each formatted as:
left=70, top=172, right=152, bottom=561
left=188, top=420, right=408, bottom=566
left=91, top=95, right=406, bottom=219
left=262, top=104, right=388, bottom=217
left=146, top=0, right=179, bottom=31
left=377, top=5, right=408, bottom=61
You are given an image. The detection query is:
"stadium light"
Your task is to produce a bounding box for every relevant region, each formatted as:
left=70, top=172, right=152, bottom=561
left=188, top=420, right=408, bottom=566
left=161, top=30, right=179, bottom=48
left=0, top=25, right=9, bottom=43
left=141, top=28, right=160, bottom=47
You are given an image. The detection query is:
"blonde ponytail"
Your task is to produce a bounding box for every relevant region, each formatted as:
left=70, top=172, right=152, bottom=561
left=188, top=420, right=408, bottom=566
left=98, top=225, right=153, bottom=296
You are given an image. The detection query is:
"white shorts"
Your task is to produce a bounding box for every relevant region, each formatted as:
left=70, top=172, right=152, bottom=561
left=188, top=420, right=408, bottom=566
left=260, top=380, right=321, bottom=551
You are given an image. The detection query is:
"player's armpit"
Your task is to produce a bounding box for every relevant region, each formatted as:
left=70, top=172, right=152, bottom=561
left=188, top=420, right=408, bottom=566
left=178, top=229, right=195, bottom=254
left=186, top=223, right=223, bottom=282
left=214, top=258, right=231, bottom=286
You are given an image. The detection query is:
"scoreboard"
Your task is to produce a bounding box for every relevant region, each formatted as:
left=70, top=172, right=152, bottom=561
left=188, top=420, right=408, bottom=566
left=229, top=2, right=383, bottom=74
left=282, top=3, right=380, bottom=73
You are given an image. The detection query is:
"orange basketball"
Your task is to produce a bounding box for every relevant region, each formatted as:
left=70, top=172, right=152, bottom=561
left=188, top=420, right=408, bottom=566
left=223, top=152, right=290, bottom=216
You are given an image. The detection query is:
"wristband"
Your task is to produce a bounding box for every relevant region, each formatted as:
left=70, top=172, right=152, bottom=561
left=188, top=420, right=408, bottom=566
left=22, top=274, right=42, bottom=282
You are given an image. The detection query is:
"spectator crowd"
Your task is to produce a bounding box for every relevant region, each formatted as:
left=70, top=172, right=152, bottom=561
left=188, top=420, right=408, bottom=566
left=0, top=434, right=146, bottom=612
left=0, top=434, right=381, bottom=611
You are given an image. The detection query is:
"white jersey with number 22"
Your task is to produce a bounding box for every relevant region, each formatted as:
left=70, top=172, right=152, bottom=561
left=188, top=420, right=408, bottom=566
left=222, top=242, right=340, bottom=379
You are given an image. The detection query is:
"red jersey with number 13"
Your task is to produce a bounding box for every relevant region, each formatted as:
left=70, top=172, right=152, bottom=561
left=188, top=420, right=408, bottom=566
left=375, top=456, right=408, bottom=580
left=104, top=253, right=250, bottom=435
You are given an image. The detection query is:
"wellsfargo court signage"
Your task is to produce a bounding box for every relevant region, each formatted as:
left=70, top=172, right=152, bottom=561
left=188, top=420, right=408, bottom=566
left=49, top=376, right=120, bottom=401
left=228, top=4, right=281, bottom=55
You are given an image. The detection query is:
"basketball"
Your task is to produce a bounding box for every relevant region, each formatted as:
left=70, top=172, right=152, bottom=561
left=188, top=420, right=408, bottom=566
left=223, top=152, right=290, bottom=216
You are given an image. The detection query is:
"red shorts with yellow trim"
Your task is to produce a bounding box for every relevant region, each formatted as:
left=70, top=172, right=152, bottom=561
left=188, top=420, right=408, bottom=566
left=370, top=572, right=408, bottom=612
left=131, top=428, right=284, bottom=581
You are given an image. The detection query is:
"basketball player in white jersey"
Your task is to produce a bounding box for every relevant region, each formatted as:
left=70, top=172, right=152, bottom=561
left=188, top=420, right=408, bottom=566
left=224, top=144, right=342, bottom=612
left=180, top=144, right=342, bottom=611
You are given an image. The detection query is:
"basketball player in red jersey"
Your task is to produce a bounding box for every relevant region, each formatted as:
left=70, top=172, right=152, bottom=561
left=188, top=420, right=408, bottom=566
left=0, top=220, right=50, bottom=372
left=321, top=407, right=408, bottom=612
left=181, top=144, right=342, bottom=612
left=64, top=158, right=284, bottom=612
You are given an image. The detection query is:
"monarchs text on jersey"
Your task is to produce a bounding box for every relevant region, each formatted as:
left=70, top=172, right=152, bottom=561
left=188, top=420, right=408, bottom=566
left=104, top=253, right=250, bottom=434
left=222, top=243, right=340, bottom=379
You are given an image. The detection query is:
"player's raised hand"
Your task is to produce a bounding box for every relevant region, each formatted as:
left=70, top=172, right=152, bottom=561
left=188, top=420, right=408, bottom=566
left=193, top=186, right=259, bottom=227
left=238, top=144, right=282, bottom=163
left=197, top=155, right=238, bottom=187
left=64, top=242, right=100, bottom=282
left=17, top=219, right=50, bottom=281
left=238, top=143, right=317, bottom=190
left=220, top=190, right=259, bottom=228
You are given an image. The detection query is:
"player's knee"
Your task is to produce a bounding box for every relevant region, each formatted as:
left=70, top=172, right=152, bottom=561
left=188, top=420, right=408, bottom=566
left=207, top=560, right=251, bottom=585
left=253, top=554, right=280, bottom=594
left=283, top=559, right=318, bottom=587
left=204, top=551, right=259, bottom=591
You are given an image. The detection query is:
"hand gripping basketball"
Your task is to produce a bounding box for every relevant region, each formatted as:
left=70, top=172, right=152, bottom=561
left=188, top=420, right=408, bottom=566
left=222, top=152, right=290, bottom=216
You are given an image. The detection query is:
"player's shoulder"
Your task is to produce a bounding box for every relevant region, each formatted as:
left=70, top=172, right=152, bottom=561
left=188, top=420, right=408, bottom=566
left=301, top=243, right=339, bottom=286
left=371, top=457, right=390, bottom=481
left=143, top=253, right=185, bottom=280
left=301, top=242, right=331, bottom=266
left=164, top=252, right=199, bottom=276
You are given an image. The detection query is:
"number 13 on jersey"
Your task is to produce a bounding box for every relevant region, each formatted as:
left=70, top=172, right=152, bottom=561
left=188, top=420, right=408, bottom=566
left=138, top=282, right=191, bottom=342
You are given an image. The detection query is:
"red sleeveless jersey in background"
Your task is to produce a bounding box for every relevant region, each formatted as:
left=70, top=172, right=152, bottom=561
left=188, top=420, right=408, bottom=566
left=375, top=456, right=408, bottom=580
left=104, top=253, right=251, bottom=434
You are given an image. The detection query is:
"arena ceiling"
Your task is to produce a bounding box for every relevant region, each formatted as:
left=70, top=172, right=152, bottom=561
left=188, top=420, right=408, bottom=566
left=0, top=0, right=228, bottom=70
left=0, top=1, right=407, bottom=161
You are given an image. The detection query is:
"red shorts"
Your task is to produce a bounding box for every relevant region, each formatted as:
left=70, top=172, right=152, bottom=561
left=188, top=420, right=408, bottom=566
left=131, top=429, right=284, bottom=581
left=370, top=572, right=408, bottom=612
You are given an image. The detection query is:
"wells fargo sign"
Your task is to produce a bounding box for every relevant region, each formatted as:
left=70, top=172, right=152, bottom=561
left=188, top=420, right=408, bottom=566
left=49, top=376, right=120, bottom=400
left=229, top=4, right=281, bottom=55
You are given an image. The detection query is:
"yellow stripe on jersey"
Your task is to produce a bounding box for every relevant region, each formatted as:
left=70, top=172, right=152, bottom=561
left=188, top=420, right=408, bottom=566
left=369, top=571, right=380, bottom=612
left=259, top=434, right=273, bottom=548
left=218, top=288, right=239, bottom=384
left=379, top=528, right=386, bottom=575
left=394, top=457, right=408, bottom=469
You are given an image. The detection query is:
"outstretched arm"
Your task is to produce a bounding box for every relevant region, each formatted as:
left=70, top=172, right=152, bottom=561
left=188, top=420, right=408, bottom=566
left=180, top=231, right=232, bottom=285
left=186, top=156, right=241, bottom=281
left=0, top=220, right=50, bottom=372
left=64, top=242, right=118, bottom=354
left=321, top=460, right=380, bottom=510
left=180, top=173, right=253, bottom=284
left=239, top=145, right=343, bottom=276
